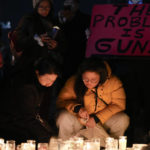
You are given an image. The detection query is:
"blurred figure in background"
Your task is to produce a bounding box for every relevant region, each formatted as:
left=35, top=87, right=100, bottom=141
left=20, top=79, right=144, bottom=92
left=9, top=0, right=66, bottom=79
left=57, top=0, right=91, bottom=81
left=0, top=25, right=11, bottom=81
left=0, top=51, right=3, bottom=80
left=8, top=30, right=23, bottom=66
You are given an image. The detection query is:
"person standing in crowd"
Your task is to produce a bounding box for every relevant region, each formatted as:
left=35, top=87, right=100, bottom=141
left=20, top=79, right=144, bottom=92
left=56, top=57, right=130, bottom=147
left=0, top=52, right=3, bottom=80
left=0, top=25, right=11, bottom=80
left=0, top=25, right=4, bottom=79
left=10, top=0, right=66, bottom=75
left=0, top=56, right=61, bottom=144
left=57, top=0, right=91, bottom=80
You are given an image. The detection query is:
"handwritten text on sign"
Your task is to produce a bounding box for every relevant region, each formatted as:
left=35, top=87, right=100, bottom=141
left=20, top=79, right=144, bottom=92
left=86, top=4, right=150, bottom=57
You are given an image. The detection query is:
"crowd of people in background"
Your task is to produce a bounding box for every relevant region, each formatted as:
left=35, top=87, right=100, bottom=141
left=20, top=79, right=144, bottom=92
left=3, top=0, right=150, bottom=148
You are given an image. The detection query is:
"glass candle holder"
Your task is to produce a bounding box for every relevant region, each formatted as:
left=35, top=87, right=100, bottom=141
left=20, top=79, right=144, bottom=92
left=83, top=140, right=97, bottom=150
left=90, top=138, right=100, bottom=150
left=113, top=139, right=118, bottom=150
left=68, top=146, right=81, bottom=150
left=38, top=143, right=48, bottom=150
left=6, top=140, right=15, bottom=150
left=0, top=138, right=5, bottom=150
left=119, top=136, right=127, bottom=150
left=16, top=144, right=21, bottom=150
left=69, top=136, right=84, bottom=149
left=27, top=140, right=36, bottom=150
left=59, top=140, right=71, bottom=150
left=49, top=137, right=61, bottom=150
left=0, top=138, right=4, bottom=144
left=132, top=144, right=148, bottom=150
left=105, top=137, right=115, bottom=150
left=20, top=143, right=30, bottom=150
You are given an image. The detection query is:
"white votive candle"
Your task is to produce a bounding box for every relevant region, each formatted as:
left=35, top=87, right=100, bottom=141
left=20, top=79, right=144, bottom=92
left=119, top=136, right=127, bottom=150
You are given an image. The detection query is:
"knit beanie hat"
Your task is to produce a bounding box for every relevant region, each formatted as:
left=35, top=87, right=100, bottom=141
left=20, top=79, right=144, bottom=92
left=33, top=0, right=53, bottom=8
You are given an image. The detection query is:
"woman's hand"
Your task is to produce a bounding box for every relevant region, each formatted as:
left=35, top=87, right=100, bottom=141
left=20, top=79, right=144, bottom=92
left=78, top=108, right=89, bottom=120
left=86, top=117, right=96, bottom=128
left=47, top=39, right=58, bottom=49
left=40, top=34, right=58, bottom=49
left=78, top=108, right=89, bottom=126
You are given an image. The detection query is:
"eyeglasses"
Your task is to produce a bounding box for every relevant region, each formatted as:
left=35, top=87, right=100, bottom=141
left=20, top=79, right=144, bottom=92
left=38, top=6, right=50, bottom=10
left=82, top=79, right=99, bottom=84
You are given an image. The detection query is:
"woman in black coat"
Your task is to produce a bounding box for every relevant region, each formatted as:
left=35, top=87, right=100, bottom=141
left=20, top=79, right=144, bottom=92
left=0, top=56, right=61, bottom=144
left=11, top=0, right=66, bottom=73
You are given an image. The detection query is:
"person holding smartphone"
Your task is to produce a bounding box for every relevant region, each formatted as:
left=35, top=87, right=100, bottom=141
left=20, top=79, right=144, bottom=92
left=12, top=0, right=66, bottom=69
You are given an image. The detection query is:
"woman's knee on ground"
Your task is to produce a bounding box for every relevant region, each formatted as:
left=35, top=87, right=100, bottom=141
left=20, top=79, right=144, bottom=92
left=118, top=113, right=130, bottom=131
left=104, top=112, right=130, bottom=136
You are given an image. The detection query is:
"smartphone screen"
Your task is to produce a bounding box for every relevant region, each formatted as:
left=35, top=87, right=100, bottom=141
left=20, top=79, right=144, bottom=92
left=47, top=26, right=60, bottom=39
left=128, top=0, right=143, bottom=4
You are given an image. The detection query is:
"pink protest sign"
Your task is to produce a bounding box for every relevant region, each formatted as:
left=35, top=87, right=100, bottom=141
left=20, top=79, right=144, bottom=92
left=86, top=4, right=150, bottom=57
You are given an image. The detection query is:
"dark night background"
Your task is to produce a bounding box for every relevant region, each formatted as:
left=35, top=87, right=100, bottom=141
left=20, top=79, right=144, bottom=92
left=0, top=0, right=150, bottom=146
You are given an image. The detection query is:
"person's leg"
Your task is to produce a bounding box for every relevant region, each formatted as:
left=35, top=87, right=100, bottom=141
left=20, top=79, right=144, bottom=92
left=76, top=123, right=110, bottom=147
left=103, top=112, right=130, bottom=138
left=56, top=110, right=83, bottom=140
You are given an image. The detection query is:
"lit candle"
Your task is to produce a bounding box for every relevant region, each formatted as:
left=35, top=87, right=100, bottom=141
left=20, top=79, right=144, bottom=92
left=91, top=138, right=100, bottom=150
left=119, top=136, right=127, bottom=150
left=38, top=143, right=48, bottom=150
left=83, top=140, right=96, bottom=150
left=0, top=138, right=5, bottom=150
left=27, top=140, right=36, bottom=150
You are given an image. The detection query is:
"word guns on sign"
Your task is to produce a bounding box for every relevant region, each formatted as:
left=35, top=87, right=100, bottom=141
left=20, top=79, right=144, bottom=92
left=86, top=4, right=150, bottom=57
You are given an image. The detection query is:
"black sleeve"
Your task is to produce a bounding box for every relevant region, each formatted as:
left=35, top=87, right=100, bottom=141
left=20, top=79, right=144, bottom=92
left=15, top=84, right=39, bottom=115
left=24, top=116, right=52, bottom=143
left=51, top=28, right=67, bottom=65
left=15, top=14, right=39, bottom=52
left=90, top=114, right=100, bottom=123
left=73, top=105, right=82, bottom=113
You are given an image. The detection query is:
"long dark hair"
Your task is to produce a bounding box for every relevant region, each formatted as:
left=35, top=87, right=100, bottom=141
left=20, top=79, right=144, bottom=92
left=74, top=57, right=108, bottom=104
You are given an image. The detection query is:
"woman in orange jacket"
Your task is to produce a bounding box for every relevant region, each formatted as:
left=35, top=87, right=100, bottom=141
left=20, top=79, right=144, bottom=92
left=56, top=57, right=130, bottom=146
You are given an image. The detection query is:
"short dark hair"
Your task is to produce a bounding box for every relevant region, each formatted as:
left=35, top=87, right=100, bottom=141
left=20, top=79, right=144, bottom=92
left=34, top=56, right=61, bottom=77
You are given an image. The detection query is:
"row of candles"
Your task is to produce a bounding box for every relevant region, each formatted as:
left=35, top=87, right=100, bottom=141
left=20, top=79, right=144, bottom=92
left=0, top=136, right=148, bottom=150
left=0, top=139, right=48, bottom=150
left=0, top=136, right=127, bottom=150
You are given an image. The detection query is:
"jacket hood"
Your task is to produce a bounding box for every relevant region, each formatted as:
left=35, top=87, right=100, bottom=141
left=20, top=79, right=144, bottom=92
left=103, top=61, right=112, bottom=79
left=33, top=0, right=53, bottom=8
